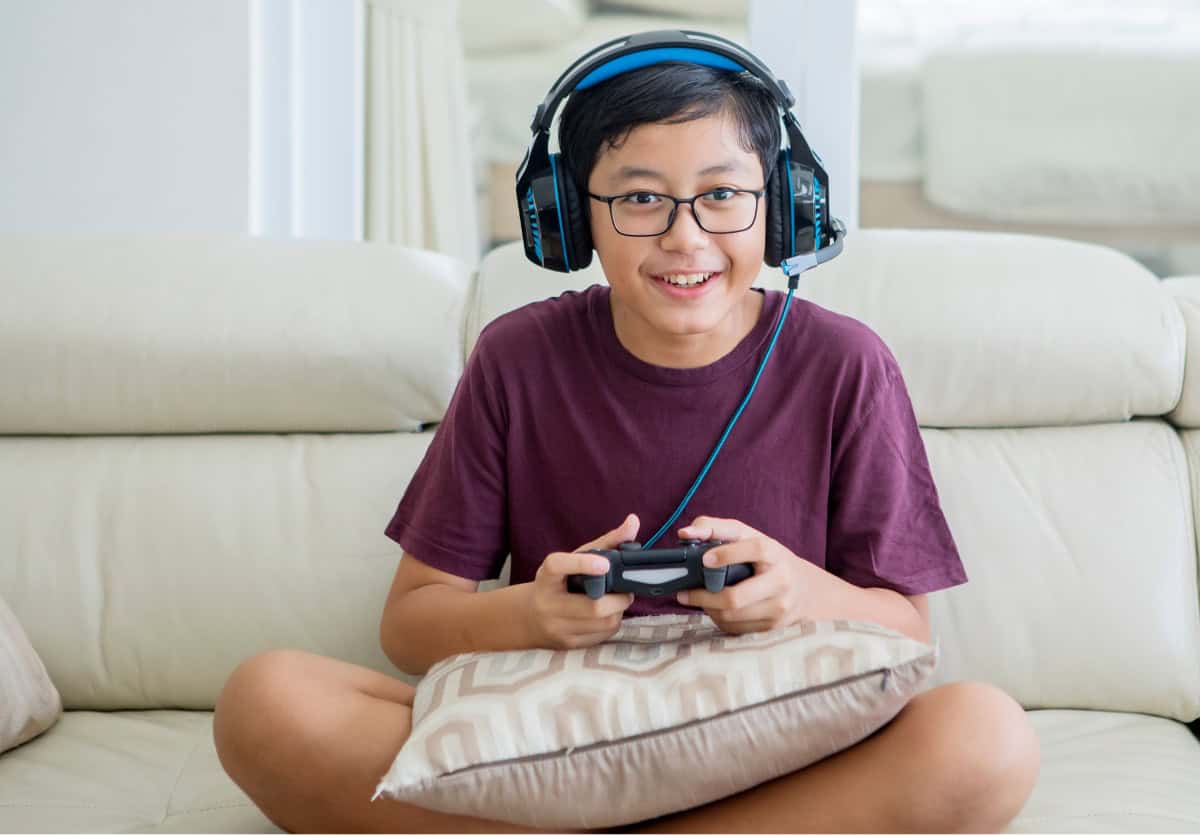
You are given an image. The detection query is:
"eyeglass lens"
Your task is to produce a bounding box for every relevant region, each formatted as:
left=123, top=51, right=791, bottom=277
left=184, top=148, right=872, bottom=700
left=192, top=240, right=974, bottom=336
left=610, top=191, right=759, bottom=236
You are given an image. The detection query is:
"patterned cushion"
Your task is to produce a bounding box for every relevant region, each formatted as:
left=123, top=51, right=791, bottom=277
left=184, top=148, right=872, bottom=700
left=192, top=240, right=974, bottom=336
left=374, top=614, right=937, bottom=830
left=1, top=593, right=62, bottom=753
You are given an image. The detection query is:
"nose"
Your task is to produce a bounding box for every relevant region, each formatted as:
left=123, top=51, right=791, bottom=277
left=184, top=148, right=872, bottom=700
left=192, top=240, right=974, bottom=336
left=660, top=203, right=709, bottom=254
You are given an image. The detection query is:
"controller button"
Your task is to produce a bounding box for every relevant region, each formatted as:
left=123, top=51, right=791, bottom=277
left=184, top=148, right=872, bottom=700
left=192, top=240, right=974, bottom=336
left=680, top=539, right=700, bottom=546
left=618, top=542, right=643, bottom=551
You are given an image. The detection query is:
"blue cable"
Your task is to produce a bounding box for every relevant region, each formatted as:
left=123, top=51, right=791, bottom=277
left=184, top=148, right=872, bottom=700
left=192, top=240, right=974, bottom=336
left=642, top=282, right=796, bottom=548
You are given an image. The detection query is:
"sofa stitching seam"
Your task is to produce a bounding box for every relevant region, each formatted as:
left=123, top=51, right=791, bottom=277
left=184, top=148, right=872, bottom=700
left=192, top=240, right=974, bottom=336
left=159, top=736, right=204, bottom=823
left=161, top=800, right=258, bottom=816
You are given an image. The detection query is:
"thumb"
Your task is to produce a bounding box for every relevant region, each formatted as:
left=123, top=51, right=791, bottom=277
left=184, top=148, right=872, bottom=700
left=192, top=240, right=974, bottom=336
left=575, top=513, right=640, bottom=553
left=677, top=515, right=759, bottom=544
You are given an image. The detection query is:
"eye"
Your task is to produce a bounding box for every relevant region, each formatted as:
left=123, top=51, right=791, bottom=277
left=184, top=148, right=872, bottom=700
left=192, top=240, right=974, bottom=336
left=703, top=188, right=737, bottom=202
left=617, top=191, right=662, bottom=206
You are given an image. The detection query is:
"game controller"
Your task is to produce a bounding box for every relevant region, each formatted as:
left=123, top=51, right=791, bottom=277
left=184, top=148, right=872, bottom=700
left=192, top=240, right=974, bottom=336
left=566, top=539, right=753, bottom=599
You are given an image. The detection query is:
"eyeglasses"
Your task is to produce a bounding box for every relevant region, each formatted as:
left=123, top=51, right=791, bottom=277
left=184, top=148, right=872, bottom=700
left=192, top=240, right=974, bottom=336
left=587, top=187, right=766, bottom=237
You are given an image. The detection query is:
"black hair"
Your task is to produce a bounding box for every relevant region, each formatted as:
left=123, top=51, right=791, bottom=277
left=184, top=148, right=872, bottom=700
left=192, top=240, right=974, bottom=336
left=557, top=62, right=782, bottom=209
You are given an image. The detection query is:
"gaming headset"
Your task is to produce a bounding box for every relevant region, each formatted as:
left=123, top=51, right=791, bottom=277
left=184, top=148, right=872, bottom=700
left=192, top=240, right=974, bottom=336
left=514, top=30, right=847, bottom=548
left=515, top=28, right=845, bottom=278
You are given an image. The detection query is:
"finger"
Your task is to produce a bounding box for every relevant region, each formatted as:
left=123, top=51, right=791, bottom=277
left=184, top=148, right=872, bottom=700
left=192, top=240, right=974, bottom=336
left=709, top=596, right=787, bottom=625
left=713, top=618, right=775, bottom=636
left=557, top=607, right=623, bottom=634
left=691, top=541, right=753, bottom=570
left=574, top=513, right=641, bottom=554
left=566, top=629, right=621, bottom=648
left=576, top=593, right=634, bottom=620
left=556, top=590, right=633, bottom=627
left=541, top=550, right=612, bottom=579
left=677, top=515, right=760, bottom=545
left=676, top=587, right=723, bottom=611
left=676, top=572, right=772, bottom=611
left=552, top=589, right=630, bottom=622
left=675, top=539, right=760, bottom=576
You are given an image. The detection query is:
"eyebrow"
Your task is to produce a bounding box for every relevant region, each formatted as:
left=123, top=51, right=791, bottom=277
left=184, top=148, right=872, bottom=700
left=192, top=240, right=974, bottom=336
left=609, top=162, right=743, bottom=186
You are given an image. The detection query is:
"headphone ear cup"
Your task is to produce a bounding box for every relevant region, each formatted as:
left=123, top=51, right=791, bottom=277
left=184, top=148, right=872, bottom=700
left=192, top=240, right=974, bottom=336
left=553, top=155, right=593, bottom=271
left=763, top=151, right=790, bottom=268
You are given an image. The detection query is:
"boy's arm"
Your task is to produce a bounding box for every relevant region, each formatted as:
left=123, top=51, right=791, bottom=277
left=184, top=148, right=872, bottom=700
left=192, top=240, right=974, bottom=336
left=382, top=515, right=642, bottom=674
left=810, top=582, right=932, bottom=644
left=380, top=552, right=536, bottom=676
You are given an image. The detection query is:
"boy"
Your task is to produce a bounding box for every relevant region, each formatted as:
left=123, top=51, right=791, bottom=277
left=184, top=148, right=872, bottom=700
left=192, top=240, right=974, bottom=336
left=214, top=48, right=1040, bottom=833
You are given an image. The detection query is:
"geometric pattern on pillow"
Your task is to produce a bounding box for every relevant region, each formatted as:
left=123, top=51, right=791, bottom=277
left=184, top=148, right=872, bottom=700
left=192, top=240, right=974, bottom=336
left=375, top=614, right=937, bottom=829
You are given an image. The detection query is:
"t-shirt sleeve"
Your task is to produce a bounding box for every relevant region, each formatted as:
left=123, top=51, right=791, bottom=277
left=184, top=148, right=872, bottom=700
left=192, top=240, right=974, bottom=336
left=383, top=326, right=509, bottom=581
left=826, top=366, right=968, bottom=595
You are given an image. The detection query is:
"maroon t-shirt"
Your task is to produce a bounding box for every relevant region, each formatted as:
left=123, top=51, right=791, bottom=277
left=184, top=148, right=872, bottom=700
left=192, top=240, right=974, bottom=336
left=386, top=284, right=967, bottom=617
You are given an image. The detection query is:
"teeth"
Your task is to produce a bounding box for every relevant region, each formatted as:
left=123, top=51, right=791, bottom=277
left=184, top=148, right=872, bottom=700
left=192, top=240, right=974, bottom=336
left=660, top=272, right=714, bottom=287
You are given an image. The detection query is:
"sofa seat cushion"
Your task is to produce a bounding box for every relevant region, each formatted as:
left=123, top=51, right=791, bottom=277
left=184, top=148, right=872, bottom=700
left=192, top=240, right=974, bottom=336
left=2, top=707, right=1198, bottom=832
left=1011, top=709, right=1200, bottom=832
left=0, top=710, right=276, bottom=833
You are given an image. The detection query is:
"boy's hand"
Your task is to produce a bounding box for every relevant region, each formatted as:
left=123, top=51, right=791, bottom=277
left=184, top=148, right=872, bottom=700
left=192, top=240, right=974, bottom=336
left=527, top=513, right=639, bottom=650
left=674, top=516, right=831, bottom=635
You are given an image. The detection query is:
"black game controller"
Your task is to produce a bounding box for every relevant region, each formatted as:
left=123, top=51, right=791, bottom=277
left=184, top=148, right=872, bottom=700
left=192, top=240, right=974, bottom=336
left=566, top=539, right=753, bottom=599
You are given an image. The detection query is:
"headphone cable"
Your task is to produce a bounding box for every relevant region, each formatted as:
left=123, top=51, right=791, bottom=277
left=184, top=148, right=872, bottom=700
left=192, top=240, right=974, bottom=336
left=642, top=275, right=797, bottom=548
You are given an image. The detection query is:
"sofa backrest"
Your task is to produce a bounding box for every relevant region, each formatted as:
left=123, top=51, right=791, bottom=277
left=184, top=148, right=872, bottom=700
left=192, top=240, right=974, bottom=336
left=471, top=230, right=1200, bottom=722
left=1, top=238, right=468, bottom=434
left=0, top=238, right=468, bottom=708
left=3, top=232, right=1199, bottom=721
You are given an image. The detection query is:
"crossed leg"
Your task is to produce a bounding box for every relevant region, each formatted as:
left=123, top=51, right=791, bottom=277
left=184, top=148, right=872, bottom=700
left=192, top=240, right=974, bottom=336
left=213, top=649, right=1039, bottom=834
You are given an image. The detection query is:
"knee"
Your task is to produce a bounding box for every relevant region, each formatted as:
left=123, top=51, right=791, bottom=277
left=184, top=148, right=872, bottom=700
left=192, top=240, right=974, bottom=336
left=213, top=649, right=317, bottom=779
left=906, top=681, right=1040, bottom=833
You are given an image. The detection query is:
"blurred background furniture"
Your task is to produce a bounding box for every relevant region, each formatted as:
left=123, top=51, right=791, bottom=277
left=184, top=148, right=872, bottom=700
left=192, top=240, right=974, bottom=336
left=460, top=0, right=1200, bottom=276
left=365, top=0, right=481, bottom=267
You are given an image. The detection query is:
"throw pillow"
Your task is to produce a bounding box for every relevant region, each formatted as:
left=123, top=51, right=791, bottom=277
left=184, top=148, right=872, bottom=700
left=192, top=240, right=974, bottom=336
left=374, top=614, right=937, bottom=830
left=1, top=593, right=63, bottom=753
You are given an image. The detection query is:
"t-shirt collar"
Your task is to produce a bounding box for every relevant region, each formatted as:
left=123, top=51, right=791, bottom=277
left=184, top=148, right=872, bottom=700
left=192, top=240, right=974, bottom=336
left=589, top=284, right=783, bottom=387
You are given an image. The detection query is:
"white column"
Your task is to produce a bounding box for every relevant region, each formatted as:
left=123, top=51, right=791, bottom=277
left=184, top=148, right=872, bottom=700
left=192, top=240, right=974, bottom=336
left=250, top=0, right=364, bottom=240
left=748, top=0, right=859, bottom=231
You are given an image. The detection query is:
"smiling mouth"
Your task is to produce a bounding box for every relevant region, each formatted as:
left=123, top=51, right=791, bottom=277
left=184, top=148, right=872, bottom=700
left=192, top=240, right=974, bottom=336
left=651, top=271, right=720, bottom=288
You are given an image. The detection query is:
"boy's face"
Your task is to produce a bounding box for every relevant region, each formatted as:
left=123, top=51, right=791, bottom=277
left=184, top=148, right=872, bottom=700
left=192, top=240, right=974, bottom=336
left=586, top=110, right=768, bottom=366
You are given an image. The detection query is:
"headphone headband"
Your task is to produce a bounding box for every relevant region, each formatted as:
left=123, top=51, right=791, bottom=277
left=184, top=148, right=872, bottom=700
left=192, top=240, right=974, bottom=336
left=530, top=29, right=796, bottom=135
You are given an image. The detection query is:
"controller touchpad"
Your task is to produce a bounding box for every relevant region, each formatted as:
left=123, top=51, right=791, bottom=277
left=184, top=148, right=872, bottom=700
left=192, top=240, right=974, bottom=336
left=625, top=568, right=688, bottom=584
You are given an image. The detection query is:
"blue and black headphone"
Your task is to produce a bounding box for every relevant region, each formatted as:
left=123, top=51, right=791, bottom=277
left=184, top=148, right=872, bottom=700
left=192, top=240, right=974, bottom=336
left=515, top=29, right=845, bottom=279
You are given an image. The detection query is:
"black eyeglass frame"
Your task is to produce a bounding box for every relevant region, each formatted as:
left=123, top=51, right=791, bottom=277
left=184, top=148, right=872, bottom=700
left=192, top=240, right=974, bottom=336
left=586, top=187, right=767, bottom=237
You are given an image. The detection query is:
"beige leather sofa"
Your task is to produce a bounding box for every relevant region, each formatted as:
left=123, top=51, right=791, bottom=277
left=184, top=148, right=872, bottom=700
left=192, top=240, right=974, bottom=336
left=2, top=230, right=1199, bottom=832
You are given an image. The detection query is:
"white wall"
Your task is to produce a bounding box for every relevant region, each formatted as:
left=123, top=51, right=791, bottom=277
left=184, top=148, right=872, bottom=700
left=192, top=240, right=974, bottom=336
left=0, top=0, right=361, bottom=239
left=0, top=0, right=251, bottom=236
